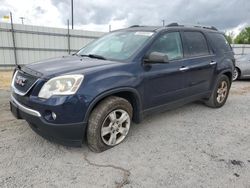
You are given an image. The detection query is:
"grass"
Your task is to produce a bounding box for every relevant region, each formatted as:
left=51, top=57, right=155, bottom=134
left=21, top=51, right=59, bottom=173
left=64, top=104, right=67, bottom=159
left=0, top=71, right=13, bottom=90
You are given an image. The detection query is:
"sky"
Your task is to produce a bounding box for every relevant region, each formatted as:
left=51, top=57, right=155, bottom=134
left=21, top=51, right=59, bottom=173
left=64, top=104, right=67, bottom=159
left=0, top=0, right=249, bottom=35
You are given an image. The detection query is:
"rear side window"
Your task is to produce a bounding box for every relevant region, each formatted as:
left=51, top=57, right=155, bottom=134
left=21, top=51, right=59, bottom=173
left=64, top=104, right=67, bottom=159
left=183, top=31, right=210, bottom=57
left=208, top=33, right=232, bottom=53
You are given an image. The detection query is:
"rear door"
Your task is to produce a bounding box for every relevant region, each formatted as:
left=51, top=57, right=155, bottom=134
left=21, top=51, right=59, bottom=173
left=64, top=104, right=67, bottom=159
left=181, top=31, right=216, bottom=96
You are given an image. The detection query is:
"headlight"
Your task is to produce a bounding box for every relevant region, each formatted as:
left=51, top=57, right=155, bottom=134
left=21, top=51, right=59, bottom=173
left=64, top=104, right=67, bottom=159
left=38, top=75, right=84, bottom=99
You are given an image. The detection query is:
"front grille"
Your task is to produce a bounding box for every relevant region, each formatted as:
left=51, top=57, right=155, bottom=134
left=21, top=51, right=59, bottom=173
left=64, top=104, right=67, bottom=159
left=12, top=70, right=38, bottom=96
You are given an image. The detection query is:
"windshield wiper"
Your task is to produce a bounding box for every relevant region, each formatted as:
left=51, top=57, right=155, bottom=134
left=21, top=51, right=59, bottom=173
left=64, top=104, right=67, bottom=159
left=80, top=54, right=107, bottom=60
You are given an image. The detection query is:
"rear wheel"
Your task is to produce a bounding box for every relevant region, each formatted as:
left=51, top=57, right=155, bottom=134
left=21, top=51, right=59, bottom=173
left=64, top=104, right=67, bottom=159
left=232, top=68, right=240, bottom=81
left=204, top=75, right=230, bottom=108
left=87, top=96, right=133, bottom=152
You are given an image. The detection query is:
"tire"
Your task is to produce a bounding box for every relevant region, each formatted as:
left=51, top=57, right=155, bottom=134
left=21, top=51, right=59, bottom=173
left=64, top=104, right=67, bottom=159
left=232, top=68, right=240, bottom=81
left=87, top=96, right=133, bottom=152
left=204, top=75, right=230, bottom=108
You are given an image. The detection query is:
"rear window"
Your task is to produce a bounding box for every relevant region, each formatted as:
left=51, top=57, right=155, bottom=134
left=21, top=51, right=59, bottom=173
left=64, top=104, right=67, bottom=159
left=183, top=31, right=210, bottom=57
left=208, top=33, right=232, bottom=53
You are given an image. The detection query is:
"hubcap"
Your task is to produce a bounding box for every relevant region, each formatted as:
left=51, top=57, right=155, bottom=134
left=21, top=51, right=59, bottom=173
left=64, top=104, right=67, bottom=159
left=101, top=109, right=130, bottom=146
left=232, top=69, right=238, bottom=81
left=216, top=81, right=228, bottom=103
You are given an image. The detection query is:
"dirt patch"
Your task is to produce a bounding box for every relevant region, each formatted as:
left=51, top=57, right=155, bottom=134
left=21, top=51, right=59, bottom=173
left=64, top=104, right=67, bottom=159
left=234, top=173, right=240, bottom=177
left=0, top=71, right=12, bottom=90
left=230, top=160, right=244, bottom=167
left=230, top=85, right=250, bottom=95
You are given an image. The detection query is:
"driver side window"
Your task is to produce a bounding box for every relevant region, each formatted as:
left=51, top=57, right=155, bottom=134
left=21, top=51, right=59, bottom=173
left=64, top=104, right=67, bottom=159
left=148, top=32, right=183, bottom=61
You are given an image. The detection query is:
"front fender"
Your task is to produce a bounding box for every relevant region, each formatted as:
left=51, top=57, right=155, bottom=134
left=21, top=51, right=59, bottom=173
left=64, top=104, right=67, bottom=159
left=83, top=87, right=142, bottom=123
left=77, top=64, right=143, bottom=123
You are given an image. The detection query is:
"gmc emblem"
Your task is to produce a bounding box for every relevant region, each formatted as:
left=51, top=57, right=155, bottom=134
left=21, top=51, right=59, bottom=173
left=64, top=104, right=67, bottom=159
left=15, top=75, right=27, bottom=87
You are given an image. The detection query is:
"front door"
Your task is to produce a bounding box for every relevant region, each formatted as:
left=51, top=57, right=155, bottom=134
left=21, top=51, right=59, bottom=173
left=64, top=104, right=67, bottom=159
left=143, top=31, right=187, bottom=109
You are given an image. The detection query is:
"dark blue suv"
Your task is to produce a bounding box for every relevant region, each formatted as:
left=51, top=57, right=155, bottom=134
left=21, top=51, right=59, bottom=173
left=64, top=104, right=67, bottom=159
left=10, top=24, right=235, bottom=152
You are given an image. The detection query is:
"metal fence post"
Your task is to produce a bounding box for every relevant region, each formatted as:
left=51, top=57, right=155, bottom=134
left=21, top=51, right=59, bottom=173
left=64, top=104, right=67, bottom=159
left=10, top=12, right=18, bottom=66
left=67, top=19, right=71, bottom=54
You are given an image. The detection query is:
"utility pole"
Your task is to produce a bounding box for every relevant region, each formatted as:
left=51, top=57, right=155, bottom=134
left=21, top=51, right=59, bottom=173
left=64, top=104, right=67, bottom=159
left=71, top=0, right=74, bottom=29
left=109, top=25, right=111, bottom=32
left=67, top=19, right=71, bottom=54
left=162, top=19, right=165, bottom=26
left=10, top=12, right=18, bottom=67
left=19, top=17, right=25, bottom=24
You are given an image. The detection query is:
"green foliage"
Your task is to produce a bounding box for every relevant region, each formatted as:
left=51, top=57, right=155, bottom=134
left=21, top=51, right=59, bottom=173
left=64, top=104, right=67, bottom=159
left=234, top=27, right=250, bottom=44
left=225, top=34, right=233, bottom=44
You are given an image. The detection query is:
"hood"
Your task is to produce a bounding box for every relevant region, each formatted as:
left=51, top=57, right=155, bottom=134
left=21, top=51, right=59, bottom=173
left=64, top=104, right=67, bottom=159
left=23, top=55, right=122, bottom=78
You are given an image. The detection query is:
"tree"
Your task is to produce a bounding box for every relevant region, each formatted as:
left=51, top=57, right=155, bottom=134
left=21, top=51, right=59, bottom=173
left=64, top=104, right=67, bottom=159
left=225, top=33, right=233, bottom=44
left=234, top=27, right=250, bottom=44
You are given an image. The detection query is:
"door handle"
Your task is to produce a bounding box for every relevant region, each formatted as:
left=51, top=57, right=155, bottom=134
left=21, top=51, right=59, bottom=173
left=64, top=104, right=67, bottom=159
left=179, top=66, right=189, bottom=71
left=210, top=61, right=217, bottom=65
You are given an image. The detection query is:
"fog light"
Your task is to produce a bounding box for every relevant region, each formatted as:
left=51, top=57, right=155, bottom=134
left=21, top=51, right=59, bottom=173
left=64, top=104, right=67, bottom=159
left=52, top=112, right=57, bottom=120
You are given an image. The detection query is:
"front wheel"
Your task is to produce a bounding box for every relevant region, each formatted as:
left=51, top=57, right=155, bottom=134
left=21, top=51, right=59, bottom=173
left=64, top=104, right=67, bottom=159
left=204, top=75, right=230, bottom=108
left=87, top=96, right=133, bottom=152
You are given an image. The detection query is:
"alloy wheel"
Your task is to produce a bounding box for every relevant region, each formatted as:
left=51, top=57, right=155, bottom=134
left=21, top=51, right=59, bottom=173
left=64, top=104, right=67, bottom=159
left=101, top=109, right=130, bottom=146
left=216, top=81, right=228, bottom=103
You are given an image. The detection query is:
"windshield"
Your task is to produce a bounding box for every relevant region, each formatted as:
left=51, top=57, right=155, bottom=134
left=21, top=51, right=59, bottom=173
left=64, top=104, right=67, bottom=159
left=77, top=31, right=154, bottom=61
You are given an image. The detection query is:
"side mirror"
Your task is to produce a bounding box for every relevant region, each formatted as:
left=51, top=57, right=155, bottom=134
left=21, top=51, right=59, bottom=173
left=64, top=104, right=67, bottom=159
left=144, top=52, right=169, bottom=63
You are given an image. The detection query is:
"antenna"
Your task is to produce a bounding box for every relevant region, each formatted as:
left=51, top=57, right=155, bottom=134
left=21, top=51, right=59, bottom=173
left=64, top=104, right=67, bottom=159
left=129, top=25, right=140, bottom=28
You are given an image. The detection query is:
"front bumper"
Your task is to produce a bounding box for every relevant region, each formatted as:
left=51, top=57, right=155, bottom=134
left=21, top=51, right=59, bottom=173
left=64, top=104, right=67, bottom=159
left=10, top=95, right=87, bottom=147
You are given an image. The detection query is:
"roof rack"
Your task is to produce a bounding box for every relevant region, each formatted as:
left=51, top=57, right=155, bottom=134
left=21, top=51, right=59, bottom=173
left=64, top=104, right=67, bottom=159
left=166, top=23, right=179, bottom=27
left=194, top=25, right=218, bottom=31
left=165, top=22, right=218, bottom=31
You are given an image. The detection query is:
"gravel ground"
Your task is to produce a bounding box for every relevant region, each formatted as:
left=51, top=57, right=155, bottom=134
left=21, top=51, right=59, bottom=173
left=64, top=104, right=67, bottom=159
left=0, top=81, right=250, bottom=188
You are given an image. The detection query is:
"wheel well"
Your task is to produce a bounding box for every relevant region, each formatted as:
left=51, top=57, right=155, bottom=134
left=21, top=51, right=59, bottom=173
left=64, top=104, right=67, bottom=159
left=114, top=92, right=141, bottom=122
left=235, top=67, right=241, bottom=75
left=223, top=71, right=232, bottom=81
left=88, top=91, right=141, bottom=124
